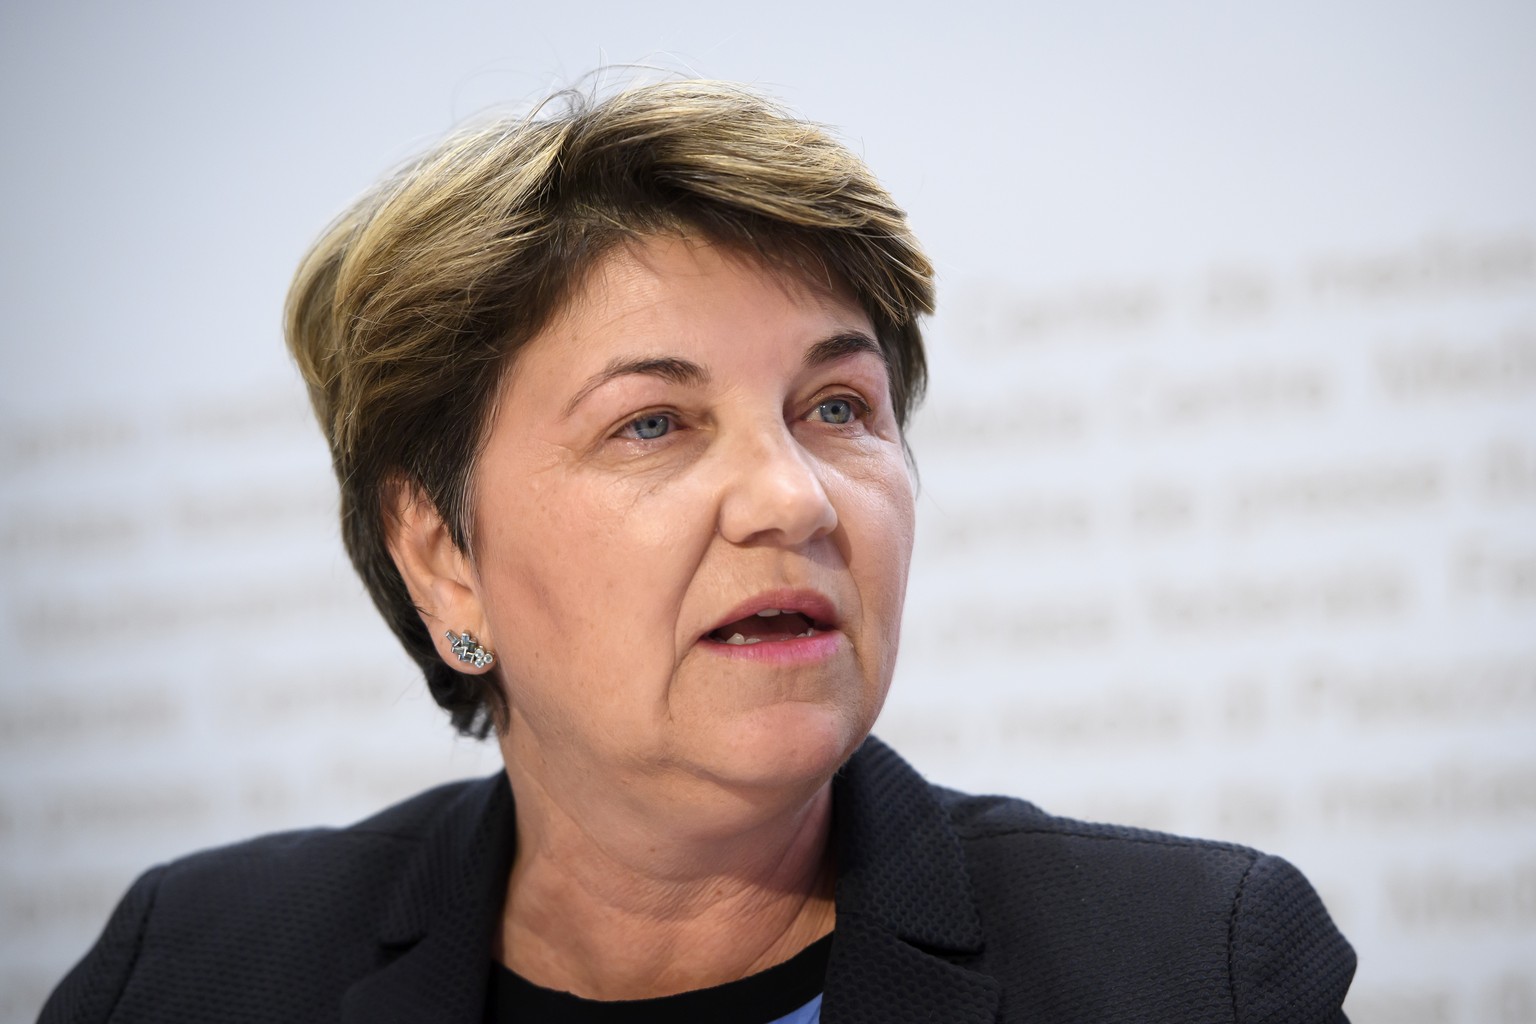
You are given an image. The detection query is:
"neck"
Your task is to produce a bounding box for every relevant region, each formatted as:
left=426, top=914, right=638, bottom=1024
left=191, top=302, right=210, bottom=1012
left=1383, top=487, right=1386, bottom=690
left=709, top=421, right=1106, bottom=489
left=495, top=748, right=837, bottom=1000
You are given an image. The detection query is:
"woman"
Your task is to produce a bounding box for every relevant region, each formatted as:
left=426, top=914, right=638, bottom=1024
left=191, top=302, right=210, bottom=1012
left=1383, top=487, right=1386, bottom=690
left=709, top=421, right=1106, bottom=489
left=42, top=81, right=1355, bottom=1023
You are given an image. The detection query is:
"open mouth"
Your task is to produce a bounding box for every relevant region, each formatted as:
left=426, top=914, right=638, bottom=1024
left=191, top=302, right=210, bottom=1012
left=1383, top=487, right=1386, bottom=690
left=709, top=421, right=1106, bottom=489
left=705, top=608, right=831, bottom=646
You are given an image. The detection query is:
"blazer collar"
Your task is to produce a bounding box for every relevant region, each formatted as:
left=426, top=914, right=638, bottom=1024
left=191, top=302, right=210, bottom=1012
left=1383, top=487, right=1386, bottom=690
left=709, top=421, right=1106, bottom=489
left=823, top=737, right=1001, bottom=1023
left=341, top=772, right=516, bottom=1024
left=340, top=737, right=999, bottom=1024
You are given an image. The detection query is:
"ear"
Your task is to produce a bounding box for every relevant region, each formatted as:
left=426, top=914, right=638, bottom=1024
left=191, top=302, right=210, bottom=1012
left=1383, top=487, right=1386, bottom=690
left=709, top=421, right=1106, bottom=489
left=382, top=479, right=497, bottom=675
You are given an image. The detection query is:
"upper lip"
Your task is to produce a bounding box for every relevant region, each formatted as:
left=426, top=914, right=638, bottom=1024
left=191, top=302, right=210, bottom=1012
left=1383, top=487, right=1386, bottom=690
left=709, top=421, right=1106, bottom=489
left=703, top=588, right=841, bottom=638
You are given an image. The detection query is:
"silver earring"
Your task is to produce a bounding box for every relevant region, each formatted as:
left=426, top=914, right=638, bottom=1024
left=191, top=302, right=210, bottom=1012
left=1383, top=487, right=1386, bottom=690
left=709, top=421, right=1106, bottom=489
left=446, top=630, right=495, bottom=669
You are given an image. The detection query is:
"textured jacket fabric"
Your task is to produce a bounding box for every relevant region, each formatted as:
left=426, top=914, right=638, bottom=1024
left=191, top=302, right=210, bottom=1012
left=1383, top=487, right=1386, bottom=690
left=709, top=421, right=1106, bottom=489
left=41, top=736, right=1355, bottom=1023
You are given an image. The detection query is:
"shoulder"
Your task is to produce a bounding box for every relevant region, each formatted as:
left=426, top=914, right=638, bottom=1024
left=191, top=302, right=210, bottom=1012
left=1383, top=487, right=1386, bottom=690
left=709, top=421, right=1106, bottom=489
left=936, top=782, right=1259, bottom=886
left=934, top=785, right=1356, bottom=1022
left=834, top=739, right=1354, bottom=1020
left=40, top=774, right=503, bottom=1024
left=933, top=783, right=1262, bottom=947
left=144, top=774, right=490, bottom=907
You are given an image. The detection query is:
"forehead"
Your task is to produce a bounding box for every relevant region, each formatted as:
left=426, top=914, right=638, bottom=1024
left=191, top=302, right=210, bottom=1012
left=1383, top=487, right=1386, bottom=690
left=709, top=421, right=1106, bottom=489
left=545, top=234, right=870, bottom=359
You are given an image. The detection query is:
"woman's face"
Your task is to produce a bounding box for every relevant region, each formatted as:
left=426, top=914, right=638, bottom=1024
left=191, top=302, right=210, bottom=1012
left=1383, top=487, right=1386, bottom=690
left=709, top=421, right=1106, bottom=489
left=469, top=235, right=915, bottom=809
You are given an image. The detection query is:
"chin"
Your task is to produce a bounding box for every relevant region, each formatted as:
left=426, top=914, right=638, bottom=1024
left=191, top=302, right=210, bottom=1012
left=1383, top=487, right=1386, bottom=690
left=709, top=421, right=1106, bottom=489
left=695, top=700, right=875, bottom=796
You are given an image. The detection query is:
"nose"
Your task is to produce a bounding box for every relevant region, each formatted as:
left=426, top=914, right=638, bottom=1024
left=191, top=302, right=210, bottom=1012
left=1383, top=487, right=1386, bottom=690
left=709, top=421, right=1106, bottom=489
left=716, top=425, right=838, bottom=547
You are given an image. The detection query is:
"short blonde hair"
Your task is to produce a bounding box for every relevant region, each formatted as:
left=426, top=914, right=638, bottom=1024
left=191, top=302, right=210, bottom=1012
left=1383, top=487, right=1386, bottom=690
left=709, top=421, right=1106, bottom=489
left=285, top=80, right=935, bottom=736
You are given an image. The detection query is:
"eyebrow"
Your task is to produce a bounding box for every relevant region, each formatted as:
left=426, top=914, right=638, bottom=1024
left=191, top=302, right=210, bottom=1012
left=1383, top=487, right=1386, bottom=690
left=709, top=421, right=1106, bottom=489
left=561, top=356, right=710, bottom=418
left=803, top=331, right=887, bottom=371
left=560, top=330, right=887, bottom=418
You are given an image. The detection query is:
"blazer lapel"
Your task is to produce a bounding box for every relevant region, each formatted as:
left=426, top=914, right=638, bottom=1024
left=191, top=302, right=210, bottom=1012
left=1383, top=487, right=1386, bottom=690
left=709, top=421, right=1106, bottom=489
left=822, top=737, right=1001, bottom=1024
left=341, top=774, right=517, bottom=1024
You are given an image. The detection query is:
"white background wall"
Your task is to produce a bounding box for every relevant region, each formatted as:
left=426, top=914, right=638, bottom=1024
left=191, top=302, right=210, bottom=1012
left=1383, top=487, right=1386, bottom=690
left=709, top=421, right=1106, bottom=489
left=2, top=2, right=1533, bottom=1021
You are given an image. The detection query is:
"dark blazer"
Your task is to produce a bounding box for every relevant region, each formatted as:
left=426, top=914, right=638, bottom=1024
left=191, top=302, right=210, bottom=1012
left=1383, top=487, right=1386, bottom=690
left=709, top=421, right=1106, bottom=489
left=42, top=737, right=1355, bottom=1023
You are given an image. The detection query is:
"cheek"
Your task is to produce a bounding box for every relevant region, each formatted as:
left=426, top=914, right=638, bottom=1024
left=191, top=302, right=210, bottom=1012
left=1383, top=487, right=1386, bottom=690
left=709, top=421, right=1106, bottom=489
left=841, top=457, right=917, bottom=618
left=474, top=469, right=709, bottom=673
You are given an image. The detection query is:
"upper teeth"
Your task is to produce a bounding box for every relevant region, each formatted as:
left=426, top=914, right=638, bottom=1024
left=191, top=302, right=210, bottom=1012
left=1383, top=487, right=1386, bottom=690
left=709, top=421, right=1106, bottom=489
left=757, top=609, right=783, bottom=617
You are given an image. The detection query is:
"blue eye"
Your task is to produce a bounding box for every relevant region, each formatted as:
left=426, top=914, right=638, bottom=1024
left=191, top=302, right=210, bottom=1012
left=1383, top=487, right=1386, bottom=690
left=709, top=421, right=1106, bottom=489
left=623, top=413, right=673, bottom=440
left=815, top=398, right=858, bottom=425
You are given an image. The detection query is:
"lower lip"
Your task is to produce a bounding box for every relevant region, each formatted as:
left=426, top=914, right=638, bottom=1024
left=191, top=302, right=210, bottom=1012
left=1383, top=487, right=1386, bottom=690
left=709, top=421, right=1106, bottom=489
left=699, top=629, right=845, bottom=666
